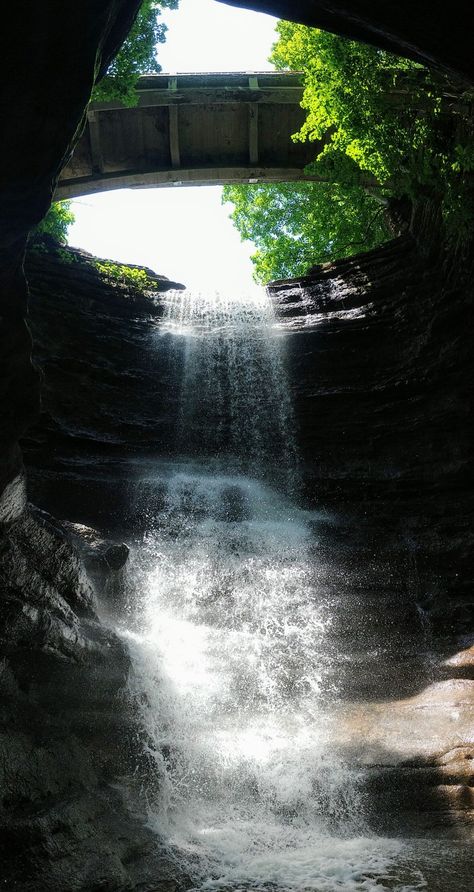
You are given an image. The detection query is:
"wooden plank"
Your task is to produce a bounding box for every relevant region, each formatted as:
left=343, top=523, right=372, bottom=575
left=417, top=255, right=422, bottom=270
left=90, top=86, right=303, bottom=111
left=169, top=106, right=181, bottom=169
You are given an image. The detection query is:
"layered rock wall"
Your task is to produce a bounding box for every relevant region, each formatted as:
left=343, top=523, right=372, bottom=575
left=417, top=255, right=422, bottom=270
left=270, top=218, right=473, bottom=633
left=21, top=223, right=474, bottom=839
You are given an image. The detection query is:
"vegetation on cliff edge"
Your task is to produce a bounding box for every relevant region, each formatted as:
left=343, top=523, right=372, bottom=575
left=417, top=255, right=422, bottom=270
left=30, top=201, right=75, bottom=249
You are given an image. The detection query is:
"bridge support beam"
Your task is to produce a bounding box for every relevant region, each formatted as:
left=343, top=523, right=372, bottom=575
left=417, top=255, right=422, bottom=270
left=248, top=105, right=259, bottom=165
left=87, top=110, right=104, bottom=175
left=56, top=167, right=343, bottom=199
left=169, top=106, right=181, bottom=169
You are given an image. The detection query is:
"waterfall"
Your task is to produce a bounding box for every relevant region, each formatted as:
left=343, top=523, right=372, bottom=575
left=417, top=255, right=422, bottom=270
left=122, top=290, right=430, bottom=892
left=160, top=290, right=299, bottom=493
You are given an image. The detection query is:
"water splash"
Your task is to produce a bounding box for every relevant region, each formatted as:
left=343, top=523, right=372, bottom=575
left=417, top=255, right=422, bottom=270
left=124, top=469, right=432, bottom=891
left=125, top=470, right=371, bottom=888
left=122, top=290, right=433, bottom=891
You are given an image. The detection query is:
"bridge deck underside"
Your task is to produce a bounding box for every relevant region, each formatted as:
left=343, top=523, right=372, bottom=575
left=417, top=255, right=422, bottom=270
left=56, top=74, right=323, bottom=197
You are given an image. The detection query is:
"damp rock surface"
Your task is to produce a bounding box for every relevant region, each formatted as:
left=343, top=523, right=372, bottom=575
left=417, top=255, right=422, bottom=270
left=0, top=506, right=190, bottom=891
left=268, top=215, right=474, bottom=638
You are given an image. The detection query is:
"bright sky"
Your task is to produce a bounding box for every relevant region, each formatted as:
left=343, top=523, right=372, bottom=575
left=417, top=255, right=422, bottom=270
left=68, top=0, right=279, bottom=293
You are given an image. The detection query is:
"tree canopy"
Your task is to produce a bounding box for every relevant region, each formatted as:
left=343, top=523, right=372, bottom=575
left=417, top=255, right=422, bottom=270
left=93, top=0, right=178, bottom=105
left=223, top=181, right=391, bottom=283
left=269, top=22, right=442, bottom=189
left=223, top=22, right=474, bottom=283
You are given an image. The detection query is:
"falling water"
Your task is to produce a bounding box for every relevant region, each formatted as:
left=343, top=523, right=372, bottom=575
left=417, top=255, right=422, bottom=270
left=160, top=290, right=299, bottom=493
left=123, top=290, right=437, bottom=891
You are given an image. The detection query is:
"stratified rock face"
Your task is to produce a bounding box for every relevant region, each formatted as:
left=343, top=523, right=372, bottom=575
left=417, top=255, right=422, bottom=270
left=269, top=220, right=474, bottom=635
left=19, top=217, right=474, bottom=839
left=219, top=0, right=474, bottom=81
left=23, top=220, right=474, bottom=644
left=24, top=244, right=183, bottom=464
left=265, top=221, right=474, bottom=829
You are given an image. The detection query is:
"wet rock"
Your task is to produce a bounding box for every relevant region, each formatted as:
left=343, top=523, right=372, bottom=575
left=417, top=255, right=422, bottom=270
left=62, top=519, right=131, bottom=612
left=442, top=644, right=474, bottom=679
left=0, top=473, right=28, bottom=525
left=0, top=506, right=189, bottom=890
left=268, top=209, right=474, bottom=638
left=63, top=520, right=129, bottom=574
left=438, top=745, right=474, bottom=784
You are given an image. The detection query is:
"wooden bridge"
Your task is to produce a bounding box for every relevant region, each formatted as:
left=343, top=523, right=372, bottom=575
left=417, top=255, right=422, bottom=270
left=56, top=72, right=325, bottom=198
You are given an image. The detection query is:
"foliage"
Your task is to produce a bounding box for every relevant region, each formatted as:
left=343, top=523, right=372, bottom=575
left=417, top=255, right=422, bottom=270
left=442, top=125, right=474, bottom=243
left=269, top=22, right=442, bottom=191
left=93, top=0, right=178, bottom=106
left=30, top=201, right=75, bottom=248
left=223, top=181, right=391, bottom=283
left=224, top=24, right=474, bottom=281
left=95, top=260, right=157, bottom=290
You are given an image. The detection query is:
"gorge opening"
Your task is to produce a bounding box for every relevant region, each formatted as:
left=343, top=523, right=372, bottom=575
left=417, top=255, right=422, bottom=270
left=1, top=1, right=473, bottom=890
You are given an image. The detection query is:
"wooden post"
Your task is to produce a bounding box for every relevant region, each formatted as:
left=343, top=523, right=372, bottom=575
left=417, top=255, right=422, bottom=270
left=248, top=105, right=259, bottom=165
left=87, top=110, right=104, bottom=174
left=169, top=106, right=181, bottom=169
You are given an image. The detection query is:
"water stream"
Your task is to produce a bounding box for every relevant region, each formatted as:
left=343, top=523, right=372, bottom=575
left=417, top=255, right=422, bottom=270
left=121, top=291, right=467, bottom=891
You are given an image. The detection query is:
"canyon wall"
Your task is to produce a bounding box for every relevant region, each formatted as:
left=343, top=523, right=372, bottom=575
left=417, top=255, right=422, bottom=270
left=23, top=212, right=474, bottom=644
left=20, top=216, right=474, bottom=841
left=270, top=213, right=473, bottom=635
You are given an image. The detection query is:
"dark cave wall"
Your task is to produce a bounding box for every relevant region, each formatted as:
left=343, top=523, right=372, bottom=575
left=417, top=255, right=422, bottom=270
left=219, top=0, right=474, bottom=82
left=0, top=0, right=142, bottom=506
